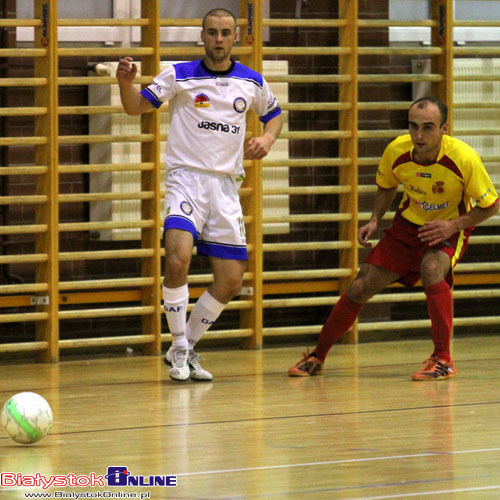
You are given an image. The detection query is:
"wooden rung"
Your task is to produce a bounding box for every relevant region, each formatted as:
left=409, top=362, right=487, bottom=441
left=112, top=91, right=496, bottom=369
left=59, top=192, right=153, bottom=203
left=263, top=19, right=347, bottom=27
left=59, top=278, right=155, bottom=291
left=468, top=236, right=500, bottom=244
left=263, top=47, right=351, bottom=56
left=0, top=254, right=48, bottom=264
left=0, top=342, right=48, bottom=353
left=59, top=220, right=154, bottom=232
left=266, top=75, right=351, bottom=83
left=0, top=312, right=49, bottom=323
left=280, top=131, right=351, bottom=140
left=263, top=269, right=351, bottom=280
left=58, top=162, right=154, bottom=174
left=0, top=166, right=47, bottom=175
left=263, top=185, right=351, bottom=195
left=0, top=224, right=47, bottom=235
left=58, top=47, right=154, bottom=57
left=159, top=17, right=248, bottom=27
left=263, top=213, right=351, bottom=223
left=455, top=262, right=500, bottom=272
left=263, top=158, right=351, bottom=167
left=358, top=74, right=442, bottom=83
left=0, top=137, right=47, bottom=147
left=454, top=75, right=500, bottom=81
left=263, top=241, right=352, bottom=252
left=0, top=49, right=46, bottom=57
left=160, top=329, right=253, bottom=341
left=358, top=47, right=442, bottom=55
left=358, top=19, right=437, bottom=27
left=59, top=306, right=155, bottom=320
left=358, top=129, right=407, bottom=138
left=455, top=102, right=500, bottom=109
left=0, top=284, right=48, bottom=295
left=58, top=249, right=154, bottom=261
left=0, top=107, right=47, bottom=116
left=58, top=133, right=154, bottom=145
left=59, top=335, right=154, bottom=349
left=454, top=21, right=500, bottom=27
left=263, top=325, right=320, bottom=336
left=454, top=47, right=500, bottom=56
left=59, top=105, right=125, bottom=115
left=160, top=47, right=253, bottom=56
left=0, top=195, right=47, bottom=205
left=0, top=19, right=42, bottom=27
left=58, top=18, right=150, bottom=27
left=58, top=76, right=154, bottom=86
left=358, top=101, right=412, bottom=110
left=281, top=103, right=351, bottom=111
left=0, top=78, right=47, bottom=87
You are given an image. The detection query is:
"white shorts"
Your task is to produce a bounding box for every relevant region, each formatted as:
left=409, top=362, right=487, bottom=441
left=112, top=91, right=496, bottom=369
left=164, top=168, right=248, bottom=260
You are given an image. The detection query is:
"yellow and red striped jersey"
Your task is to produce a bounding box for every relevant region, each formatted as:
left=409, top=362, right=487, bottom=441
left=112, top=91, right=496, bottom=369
left=376, top=134, right=498, bottom=226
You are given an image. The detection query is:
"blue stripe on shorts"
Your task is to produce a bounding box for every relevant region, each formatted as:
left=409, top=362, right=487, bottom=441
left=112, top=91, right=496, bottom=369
left=164, top=216, right=199, bottom=240
left=196, top=241, right=248, bottom=261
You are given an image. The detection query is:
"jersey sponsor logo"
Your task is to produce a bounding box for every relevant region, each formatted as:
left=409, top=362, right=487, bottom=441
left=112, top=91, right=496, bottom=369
left=408, top=184, right=426, bottom=195
left=194, top=93, right=210, bottom=108
left=197, top=121, right=241, bottom=134
left=233, top=97, right=247, bottom=113
left=416, top=172, right=432, bottom=178
left=216, top=80, right=229, bottom=87
left=180, top=201, right=193, bottom=216
left=432, top=181, right=445, bottom=194
left=412, top=199, right=449, bottom=212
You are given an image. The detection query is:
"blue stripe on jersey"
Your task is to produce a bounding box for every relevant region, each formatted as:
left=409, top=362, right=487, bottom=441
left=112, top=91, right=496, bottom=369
left=173, top=60, right=264, bottom=89
left=197, top=241, right=248, bottom=261
left=260, top=105, right=282, bottom=123
left=140, top=88, right=162, bottom=109
left=164, top=216, right=199, bottom=240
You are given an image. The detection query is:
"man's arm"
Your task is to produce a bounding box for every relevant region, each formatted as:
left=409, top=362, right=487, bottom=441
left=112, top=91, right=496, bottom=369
left=418, top=199, right=499, bottom=246
left=116, top=57, right=153, bottom=116
left=358, top=186, right=398, bottom=248
left=245, top=114, right=283, bottom=160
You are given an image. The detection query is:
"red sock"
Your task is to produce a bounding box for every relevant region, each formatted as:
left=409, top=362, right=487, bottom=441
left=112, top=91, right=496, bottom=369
left=425, top=280, right=453, bottom=363
left=314, top=293, right=363, bottom=361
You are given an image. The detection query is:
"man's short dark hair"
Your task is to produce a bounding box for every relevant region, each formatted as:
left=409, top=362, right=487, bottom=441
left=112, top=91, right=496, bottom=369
left=202, top=8, right=237, bottom=31
left=410, top=97, right=448, bottom=126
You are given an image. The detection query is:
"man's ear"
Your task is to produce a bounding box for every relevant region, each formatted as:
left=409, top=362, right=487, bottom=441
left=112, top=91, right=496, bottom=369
left=441, top=122, right=449, bottom=135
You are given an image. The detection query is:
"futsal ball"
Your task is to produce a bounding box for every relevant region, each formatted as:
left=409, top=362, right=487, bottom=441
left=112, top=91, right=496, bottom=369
left=1, top=392, right=53, bottom=444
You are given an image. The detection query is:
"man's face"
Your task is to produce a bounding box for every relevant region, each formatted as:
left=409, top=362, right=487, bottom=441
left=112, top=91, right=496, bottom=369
left=408, top=102, right=448, bottom=164
left=201, top=15, right=237, bottom=67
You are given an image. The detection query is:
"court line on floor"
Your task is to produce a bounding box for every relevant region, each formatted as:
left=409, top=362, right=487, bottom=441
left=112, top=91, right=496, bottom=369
left=174, top=446, right=500, bottom=477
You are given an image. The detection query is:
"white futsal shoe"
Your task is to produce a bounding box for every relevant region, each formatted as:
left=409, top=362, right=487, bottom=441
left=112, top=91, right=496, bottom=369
left=188, top=351, right=213, bottom=382
left=164, top=346, right=190, bottom=381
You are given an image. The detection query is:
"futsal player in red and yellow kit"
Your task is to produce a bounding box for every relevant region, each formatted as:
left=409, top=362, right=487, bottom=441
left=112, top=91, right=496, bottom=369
left=289, top=97, right=499, bottom=380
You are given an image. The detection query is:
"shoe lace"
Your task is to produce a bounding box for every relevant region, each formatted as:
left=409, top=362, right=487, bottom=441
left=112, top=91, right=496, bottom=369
left=189, top=351, right=203, bottom=368
left=172, top=348, right=188, bottom=368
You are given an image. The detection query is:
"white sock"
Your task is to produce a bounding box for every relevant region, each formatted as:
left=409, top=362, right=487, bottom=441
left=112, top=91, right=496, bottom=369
left=162, top=284, right=189, bottom=349
left=186, top=290, right=225, bottom=349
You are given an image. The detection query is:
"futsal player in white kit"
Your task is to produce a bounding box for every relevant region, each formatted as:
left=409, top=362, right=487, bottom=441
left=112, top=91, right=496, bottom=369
left=116, top=8, right=283, bottom=381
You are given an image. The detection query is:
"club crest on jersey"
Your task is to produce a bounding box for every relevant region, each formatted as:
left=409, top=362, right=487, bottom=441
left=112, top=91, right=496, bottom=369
left=194, top=94, right=210, bottom=108
left=180, top=201, right=193, bottom=215
left=233, top=97, right=247, bottom=113
left=432, top=181, right=445, bottom=194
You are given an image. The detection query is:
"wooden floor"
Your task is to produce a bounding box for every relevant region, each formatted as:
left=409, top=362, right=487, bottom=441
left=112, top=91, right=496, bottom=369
left=1, top=337, right=500, bottom=499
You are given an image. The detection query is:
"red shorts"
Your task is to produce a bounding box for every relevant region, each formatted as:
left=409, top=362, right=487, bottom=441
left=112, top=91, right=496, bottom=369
left=365, top=213, right=471, bottom=287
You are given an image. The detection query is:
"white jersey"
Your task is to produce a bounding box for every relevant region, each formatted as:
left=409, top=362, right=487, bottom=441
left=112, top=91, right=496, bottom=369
left=140, top=59, right=281, bottom=177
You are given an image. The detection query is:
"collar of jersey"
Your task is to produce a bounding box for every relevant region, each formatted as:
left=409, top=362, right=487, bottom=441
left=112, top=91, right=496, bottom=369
left=201, top=58, right=235, bottom=76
